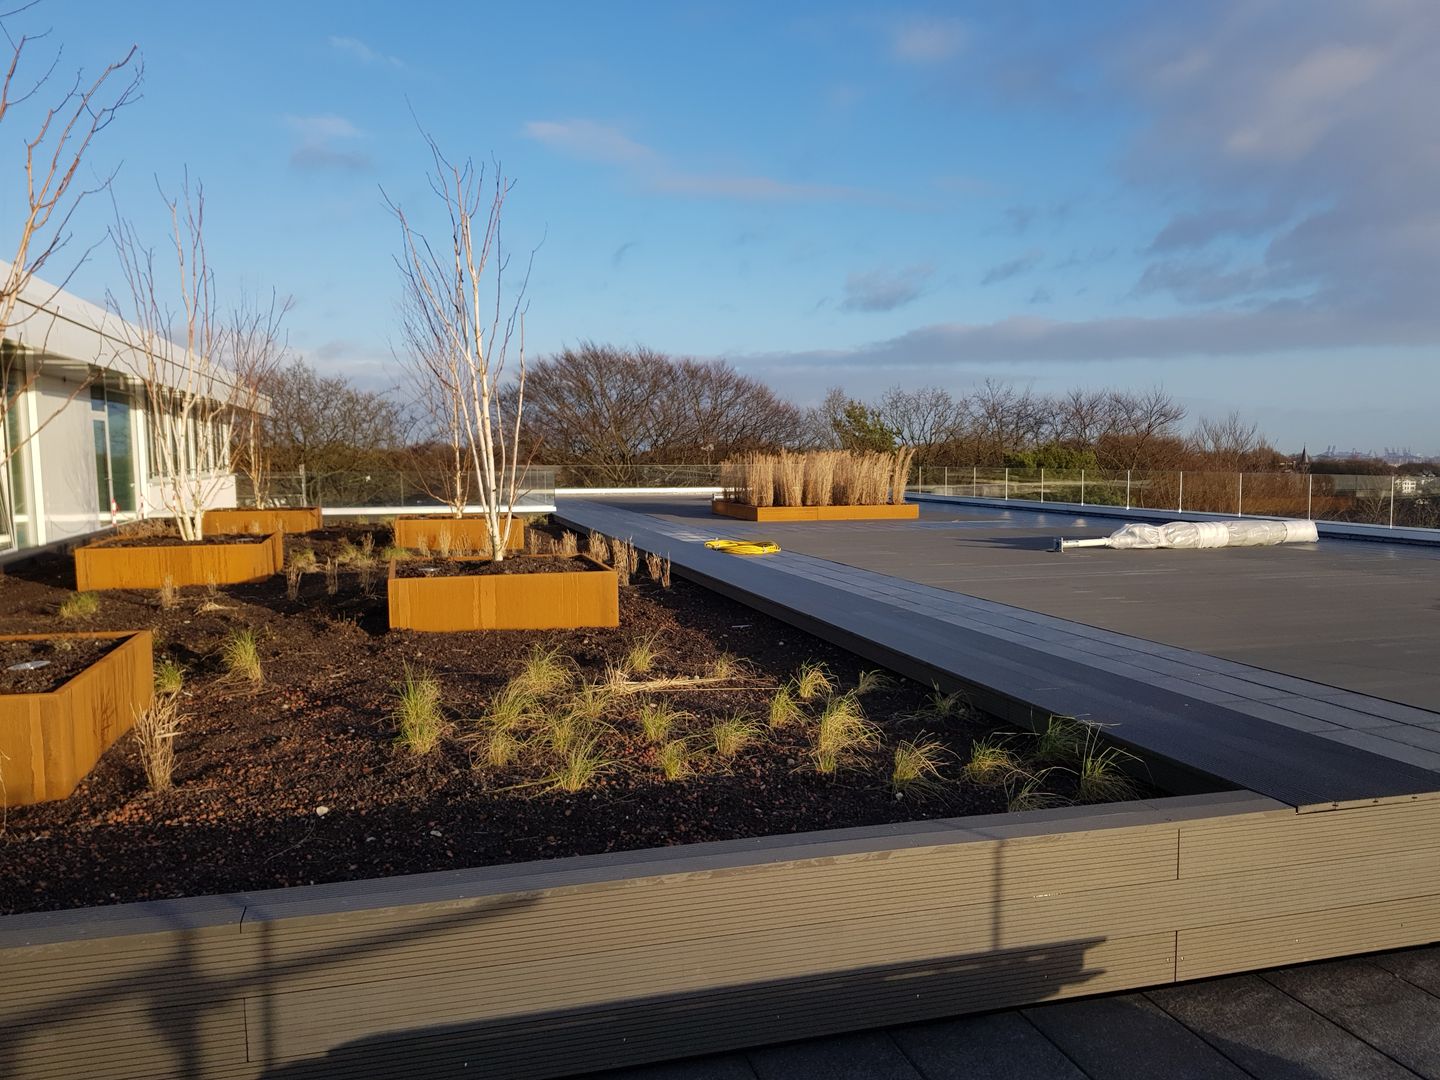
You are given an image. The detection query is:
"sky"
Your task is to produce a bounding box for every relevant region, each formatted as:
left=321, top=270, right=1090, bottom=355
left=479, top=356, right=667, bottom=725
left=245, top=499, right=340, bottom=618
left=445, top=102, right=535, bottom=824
left=5, top=0, right=1438, bottom=454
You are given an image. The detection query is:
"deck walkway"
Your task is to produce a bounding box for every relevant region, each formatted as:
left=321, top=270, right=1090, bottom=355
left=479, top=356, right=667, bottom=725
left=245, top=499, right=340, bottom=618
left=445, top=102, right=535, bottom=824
left=555, top=497, right=1440, bottom=808
left=589, top=944, right=1440, bottom=1080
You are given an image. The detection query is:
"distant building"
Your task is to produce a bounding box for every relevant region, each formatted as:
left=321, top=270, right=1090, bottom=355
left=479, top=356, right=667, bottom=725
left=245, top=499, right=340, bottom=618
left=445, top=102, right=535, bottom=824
left=2, top=265, right=245, bottom=553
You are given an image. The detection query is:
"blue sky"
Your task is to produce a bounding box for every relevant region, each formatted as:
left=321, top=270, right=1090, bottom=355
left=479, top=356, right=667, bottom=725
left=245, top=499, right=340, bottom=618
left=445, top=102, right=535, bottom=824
left=9, top=0, right=1438, bottom=453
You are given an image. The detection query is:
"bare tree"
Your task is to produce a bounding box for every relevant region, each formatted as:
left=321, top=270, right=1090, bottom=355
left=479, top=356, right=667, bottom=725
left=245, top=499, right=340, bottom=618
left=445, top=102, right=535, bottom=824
left=1191, top=411, right=1271, bottom=471
left=876, top=386, right=965, bottom=465
left=109, top=176, right=233, bottom=541
left=0, top=6, right=139, bottom=534
left=388, top=136, right=535, bottom=561
left=398, top=277, right=474, bottom=517
left=225, top=289, right=291, bottom=507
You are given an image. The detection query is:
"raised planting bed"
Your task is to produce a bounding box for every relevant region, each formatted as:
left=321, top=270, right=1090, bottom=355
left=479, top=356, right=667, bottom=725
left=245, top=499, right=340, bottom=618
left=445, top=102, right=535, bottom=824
left=0, top=630, right=152, bottom=806
left=202, top=506, right=324, bottom=535
left=9, top=527, right=1432, bottom=1078
left=712, top=498, right=920, bottom=522
left=392, top=514, right=526, bottom=554
left=75, top=530, right=284, bottom=590
left=388, top=553, right=619, bottom=631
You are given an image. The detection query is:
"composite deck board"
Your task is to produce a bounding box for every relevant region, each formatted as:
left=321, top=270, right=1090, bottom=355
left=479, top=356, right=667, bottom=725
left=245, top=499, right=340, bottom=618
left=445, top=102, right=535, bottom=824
left=556, top=498, right=1440, bottom=805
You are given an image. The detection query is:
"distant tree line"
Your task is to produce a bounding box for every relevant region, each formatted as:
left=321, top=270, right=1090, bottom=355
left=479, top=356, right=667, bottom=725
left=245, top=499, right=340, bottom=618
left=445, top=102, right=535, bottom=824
left=251, top=343, right=1437, bottom=496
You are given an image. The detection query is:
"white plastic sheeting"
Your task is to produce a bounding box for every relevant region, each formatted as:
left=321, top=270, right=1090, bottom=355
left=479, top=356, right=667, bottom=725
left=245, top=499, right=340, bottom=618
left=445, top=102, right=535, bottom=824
left=1057, top=519, right=1319, bottom=552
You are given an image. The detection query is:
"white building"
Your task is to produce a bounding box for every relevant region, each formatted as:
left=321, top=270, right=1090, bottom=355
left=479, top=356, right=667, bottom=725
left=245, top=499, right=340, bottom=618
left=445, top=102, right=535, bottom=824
left=1, top=264, right=243, bottom=553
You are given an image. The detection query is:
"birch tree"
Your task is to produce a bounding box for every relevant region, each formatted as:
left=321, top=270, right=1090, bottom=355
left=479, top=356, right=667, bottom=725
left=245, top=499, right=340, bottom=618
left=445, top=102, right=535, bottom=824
left=387, top=137, right=534, bottom=561
left=0, top=7, right=139, bottom=534
left=225, top=289, right=291, bottom=508
left=110, top=176, right=234, bottom=541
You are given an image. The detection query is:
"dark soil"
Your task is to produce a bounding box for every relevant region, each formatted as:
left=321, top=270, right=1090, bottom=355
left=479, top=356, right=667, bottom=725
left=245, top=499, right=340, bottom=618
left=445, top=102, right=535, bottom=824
left=396, top=555, right=597, bottom=578
left=0, top=524, right=1163, bottom=916
left=97, top=533, right=268, bottom=548
left=0, top=638, right=120, bottom=694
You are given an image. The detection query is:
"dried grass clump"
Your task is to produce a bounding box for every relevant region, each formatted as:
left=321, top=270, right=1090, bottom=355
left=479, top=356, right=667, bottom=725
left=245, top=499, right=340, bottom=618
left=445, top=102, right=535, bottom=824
left=711, top=716, right=760, bottom=758
left=285, top=562, right=302, bottom=601
left=559, top=531, right=579, bottom=556
left=134, top=696, right=182, bottom=792
left=59, top=592, right=99, bottom=620
left=586, top=531, right=609, bottom=563
left=720, top=448, right=915, bottom=507
left=157, top=574, right=178, bottom=611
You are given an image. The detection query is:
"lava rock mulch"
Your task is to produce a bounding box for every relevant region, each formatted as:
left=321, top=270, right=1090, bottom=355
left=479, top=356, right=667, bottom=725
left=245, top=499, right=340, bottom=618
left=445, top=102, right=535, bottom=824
left=0, top=526, right=1114, bottom=915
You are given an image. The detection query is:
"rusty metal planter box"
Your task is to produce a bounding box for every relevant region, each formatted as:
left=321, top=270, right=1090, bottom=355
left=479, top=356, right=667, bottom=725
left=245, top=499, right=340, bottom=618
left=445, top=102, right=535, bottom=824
left=387, top=554, right=619, bottom=632
left=75, top=532, right=284, bottom=591
left=202, top=507, right=324, bottom=535
left=711, top=499, right=920, bottom=522
left=0, top=630, right=153, bottom=807
left=391, top=515, right=526, bottom=554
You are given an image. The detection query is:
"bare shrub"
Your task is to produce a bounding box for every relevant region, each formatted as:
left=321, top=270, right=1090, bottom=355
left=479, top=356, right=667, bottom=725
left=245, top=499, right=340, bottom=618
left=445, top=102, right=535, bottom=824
left=285, top=562, right=302, bottom=601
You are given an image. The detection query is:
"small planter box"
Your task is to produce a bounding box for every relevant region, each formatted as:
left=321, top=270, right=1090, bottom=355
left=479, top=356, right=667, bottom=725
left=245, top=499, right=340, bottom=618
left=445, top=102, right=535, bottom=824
left=388, top=555, right=619, bottom=632
left=392, top=515, right=526, bottom=555
left=712, top=499, right=920, bottom=522
left=0, top=630, right=153, bottom=807
left=202, top=506, right=323, bottom=535
left=75, top=532, right=284, bottom=591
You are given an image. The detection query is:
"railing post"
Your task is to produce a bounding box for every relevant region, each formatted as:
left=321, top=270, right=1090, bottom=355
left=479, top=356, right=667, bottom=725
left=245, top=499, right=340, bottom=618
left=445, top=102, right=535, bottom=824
left=1390, top=475, right=1397, bottom=529
left=1177, top=471, right=1184, bottom=513
left=1125, top=469, right=1131, bottom=510
left=1040, top=467, right=1045, bottom=503
left=972, top=466, right=977, bottom=497
left=1080, top=469, right=1086, bottom=505
left=1307, top=473, right=1313, bottom=520
left=944, top=466, right=949, bottom=493
left=1237, top=472, right=1244, bottom=517
left=1004, top=468, right=1009, bottom=500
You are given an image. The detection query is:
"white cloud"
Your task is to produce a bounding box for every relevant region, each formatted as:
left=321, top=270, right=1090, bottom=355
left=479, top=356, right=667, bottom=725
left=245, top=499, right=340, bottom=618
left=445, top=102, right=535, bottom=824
left=840, top=265, right=934, bottom=312
left=523, top=118, right=875, bottom=203
left=284, top=114, right=370, bottom=171
left=328, top=35, right=405, bottom=69
left=889, top=15, right=968, bottom=65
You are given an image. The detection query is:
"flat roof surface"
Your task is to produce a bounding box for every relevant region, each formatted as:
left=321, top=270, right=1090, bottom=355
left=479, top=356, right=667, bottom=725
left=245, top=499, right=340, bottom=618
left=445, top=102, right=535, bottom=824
left=610, top=496, right=1440, bottom=713
left=588, top=944, right=1440, bottom=1080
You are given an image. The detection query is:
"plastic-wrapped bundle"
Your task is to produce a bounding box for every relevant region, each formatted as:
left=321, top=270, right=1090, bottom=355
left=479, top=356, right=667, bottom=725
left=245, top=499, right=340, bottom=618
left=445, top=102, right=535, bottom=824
left=1058, top=519, right=1318, bottom=551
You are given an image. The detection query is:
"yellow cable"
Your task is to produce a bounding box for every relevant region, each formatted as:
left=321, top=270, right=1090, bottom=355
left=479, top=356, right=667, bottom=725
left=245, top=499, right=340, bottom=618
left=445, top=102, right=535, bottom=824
left=704, top=538, right=782, bottom=556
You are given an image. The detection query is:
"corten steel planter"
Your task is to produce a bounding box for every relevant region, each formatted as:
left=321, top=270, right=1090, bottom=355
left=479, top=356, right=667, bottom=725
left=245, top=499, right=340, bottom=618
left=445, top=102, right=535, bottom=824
left=711, top=499, right=920, bottom=522
left=388, top=554, right=619, bottom=632
left=75, top=532, right=284, bottom=591
left=202, top=507, right=323, bottom=535
left=392, top=515, right=526, bottom=554
left=0, top=630, right=153, bottom=806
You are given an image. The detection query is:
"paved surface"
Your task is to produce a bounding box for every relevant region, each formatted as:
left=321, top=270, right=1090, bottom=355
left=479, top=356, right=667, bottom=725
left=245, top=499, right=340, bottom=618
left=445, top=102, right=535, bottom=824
left=585, top=945, right=1440, bottom=1080
left=558, top=497, right=1440, bottom=801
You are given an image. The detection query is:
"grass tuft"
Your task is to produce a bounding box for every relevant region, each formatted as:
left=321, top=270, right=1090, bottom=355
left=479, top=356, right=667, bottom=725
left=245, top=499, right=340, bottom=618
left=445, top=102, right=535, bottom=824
left=221, top=628, right=263, bottom=686
left=638, top=699, right=682, bottom=744
left=394, top=664, right=446, bottom=755
left=157, top=574, right=178, bottom=611
left=926, top=688, right=971, bottom=719
left=543, top=733, right=614, bottom=793
left=793, top=661, right=833, bottom=702
left=154, top=658, right=185, bottom=696
left=891, top=736, right=949, bottom=798
left=623, top=634, right=661, bottom=675
left=855, top=669, right=890, bottom=695
left=1077, top=737, right=1140, bottom=803
left=657, top=738, right=693, bottom=780
left=960, top=735, right=1019, bottom=784
left=1005, top=769, right=1067, bottom=813
left=510, top=645, right=572, bottom=699
left=711, top=716, right=760, bottom=758
left=708, top=653, right=741, bottom=681
left=58, top=592, right=99, bottom=620
left=1033, top=715, right=1088, bottom=764
left=767, top=685, right=803, bottom=729
left=812, top=693, right=879, bottom=774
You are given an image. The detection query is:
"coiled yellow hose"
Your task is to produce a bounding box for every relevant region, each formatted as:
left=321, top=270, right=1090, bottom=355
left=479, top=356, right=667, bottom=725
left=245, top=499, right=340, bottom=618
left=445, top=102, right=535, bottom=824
left=703, top=538, right=782, bottom=556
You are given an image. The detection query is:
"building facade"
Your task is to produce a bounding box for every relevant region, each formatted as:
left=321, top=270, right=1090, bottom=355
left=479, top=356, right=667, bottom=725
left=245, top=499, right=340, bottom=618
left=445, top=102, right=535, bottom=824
left=1, top=265, right=240, bottom=554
